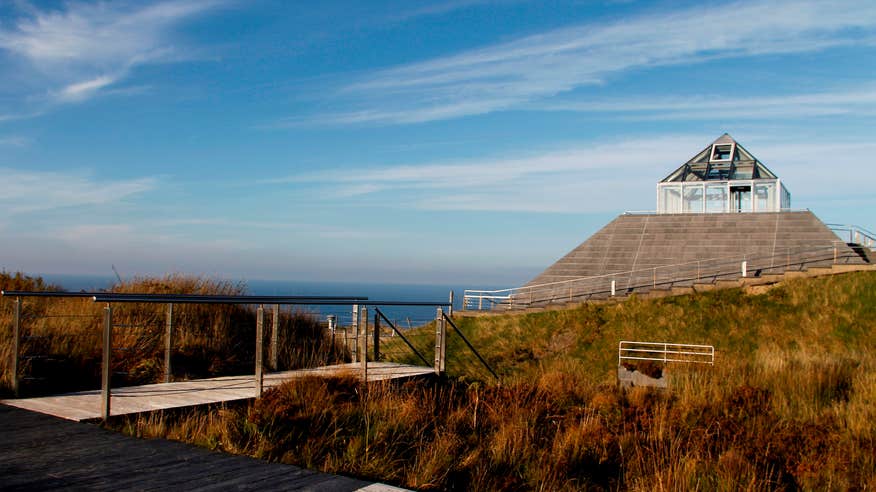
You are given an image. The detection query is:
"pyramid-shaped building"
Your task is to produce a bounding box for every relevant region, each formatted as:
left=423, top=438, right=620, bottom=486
left=515, top=134, right=868, bottom=304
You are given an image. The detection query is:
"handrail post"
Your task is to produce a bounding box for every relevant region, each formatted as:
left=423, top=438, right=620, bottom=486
left=164, top=303, right=173, bottom=384
left=351, top=304, right=359, bottom=363
left=434, top=307, right=446, bottom=375
left=448, top=291, right=454, bottom=317
left=255, top=305, right=264, bottom=398
left=373, top=310, right=380, bottom=361
left=361, top=306, right=368, bottom=381
left=12, top=297, right=21, bottom=397
left=101, top=304, right=113, bottom=421
left=270, top=304, right=279, bottom=371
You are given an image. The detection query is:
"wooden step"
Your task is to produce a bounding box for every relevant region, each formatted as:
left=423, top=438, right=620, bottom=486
left=692, top=283, right=717, bottom=292
left=781, top=271, right=808, bottom=279
left=714, top=279, right=743, bottom=288
left=641, top=288, right=674, bottom=299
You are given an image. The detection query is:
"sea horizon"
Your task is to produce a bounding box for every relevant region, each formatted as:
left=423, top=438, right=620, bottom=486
left=31, top=273, right=511, bottom=325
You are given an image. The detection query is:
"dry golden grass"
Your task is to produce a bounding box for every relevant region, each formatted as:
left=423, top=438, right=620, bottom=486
left=0, top=272, right=346, bottom=396
left=6, top=270, right=876, bottom=489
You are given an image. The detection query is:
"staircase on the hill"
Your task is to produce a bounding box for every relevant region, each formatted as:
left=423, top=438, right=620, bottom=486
left=464, top=213, right=874, bottom=312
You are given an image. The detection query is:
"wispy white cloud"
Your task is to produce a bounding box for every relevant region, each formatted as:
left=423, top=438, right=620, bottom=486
left=273, top=135, right=704, bottom=212
left=0, top=136, right=31, bottom=147
left=56, top=75, right=118, bottom=102
left=0, top=0, right=224, bottom=106
left=387, top=0, right=519, bottom=22
left=152, top=217, right=392, bottom=240
left=0, top=168, right=157, bottom=214
left=272, top=133, right=876, bottom=213
left=315, top=0, right=876, bottom=124
left=538, top=86, right=876, bottom=120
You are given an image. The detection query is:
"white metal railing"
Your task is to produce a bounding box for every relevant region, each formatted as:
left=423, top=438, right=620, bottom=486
left=624, top=208, right=811, bottom=215
left=464, top=242, right=858, bottom=311
left=618, top=341, right=714, bottom=366
left=827, top=223, right=876, bottom=250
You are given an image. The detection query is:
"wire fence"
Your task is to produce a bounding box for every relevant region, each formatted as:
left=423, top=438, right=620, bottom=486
left=2, top=292, right=500, bottom=408
left=465, top=242, right=864, bottom=311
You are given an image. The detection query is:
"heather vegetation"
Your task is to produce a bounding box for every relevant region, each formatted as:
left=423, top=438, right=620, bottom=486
left=108, top=271, right=876, bottom=490
left=0, top=273, right=343, bottom=396
left=3, top=270, right=875, bottom=489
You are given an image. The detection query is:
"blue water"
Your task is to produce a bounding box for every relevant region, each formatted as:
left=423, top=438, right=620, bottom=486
left=39, top=274, right=504, bottom=326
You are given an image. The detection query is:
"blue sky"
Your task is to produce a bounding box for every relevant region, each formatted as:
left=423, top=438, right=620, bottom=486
left=1, top=0, right=875, bottom=287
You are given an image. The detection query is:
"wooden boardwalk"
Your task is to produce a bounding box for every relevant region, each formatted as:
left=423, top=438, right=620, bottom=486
left=0, top=403, right=408, bottom=491
left=2, top=362, right=434, bottom=422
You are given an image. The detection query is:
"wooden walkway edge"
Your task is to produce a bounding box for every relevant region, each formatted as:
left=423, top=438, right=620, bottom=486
left=1, top=362, right=434, bottom=422
left=0, top=403, right=409, bottom=491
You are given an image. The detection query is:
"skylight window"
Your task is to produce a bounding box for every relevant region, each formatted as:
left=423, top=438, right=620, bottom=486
left=710, top=144, right=734, bottom=162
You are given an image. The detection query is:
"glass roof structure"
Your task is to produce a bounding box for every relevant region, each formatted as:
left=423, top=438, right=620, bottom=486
left=657, top=134, right=790, bottom=214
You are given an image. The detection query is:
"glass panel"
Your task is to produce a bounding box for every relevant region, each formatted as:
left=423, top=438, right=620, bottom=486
left=659, top=184, right=682, bottom=213
left=706, top=163, right=732, bottom=180
left=755, top=182, right=777, bottom=211
left=683, top=184, right=704, bottom=213
left=733, top=163, right=754, bottom=179
left=706, top=184, right=727, bottom=213
left=781, top=184, right=791, bottom=209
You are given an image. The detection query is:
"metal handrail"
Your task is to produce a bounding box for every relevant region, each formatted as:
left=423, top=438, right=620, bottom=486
left=826, top=223, right=876, bottom=248
left=1, top=291, right=452, bottom=307
left=464, top=242, right=856, bottom=311
left=1, top=291, right=369, bottom=303
left=464, top=249, right=773, bottom=297
left=618, top=341, right=714, bottom=366
left=623, top=208, right=811, bottom=215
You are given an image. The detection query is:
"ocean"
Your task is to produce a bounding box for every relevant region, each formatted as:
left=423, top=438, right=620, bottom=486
left=37, top=274, right=506, bottom=326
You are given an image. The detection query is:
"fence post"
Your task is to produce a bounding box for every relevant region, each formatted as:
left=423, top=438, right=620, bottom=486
left=270, top=304, right=279, bottom=371
left=610, top=280, right=616, bottom=297
left=361, top=306, right=368, bottom=381
left=653, top=268, right=657, bottom=288
left=12, top=297, right=21, bottom=397
left=164, top=303, right=173, bottom=384
left=373, top=310, right=380, bottom=361
left=448, top=291, right=454, bottom=317
left=327, top=314, right=336, bottom=337
left=351, top=304, right=359, bottom=363
left=478, top=296, right=483, bottom=311
left=255, top=305, right=264, bottom=398
left=434, top=307, right=446, bottom=375
left=101, top=304, right=113, bottom=421
left=741, top=260, right=748, bottom=278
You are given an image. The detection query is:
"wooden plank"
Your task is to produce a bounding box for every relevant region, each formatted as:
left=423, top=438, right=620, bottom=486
left=1, top=362, right=434, bottom=421
left=0, top=404, right=407, bottom=491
